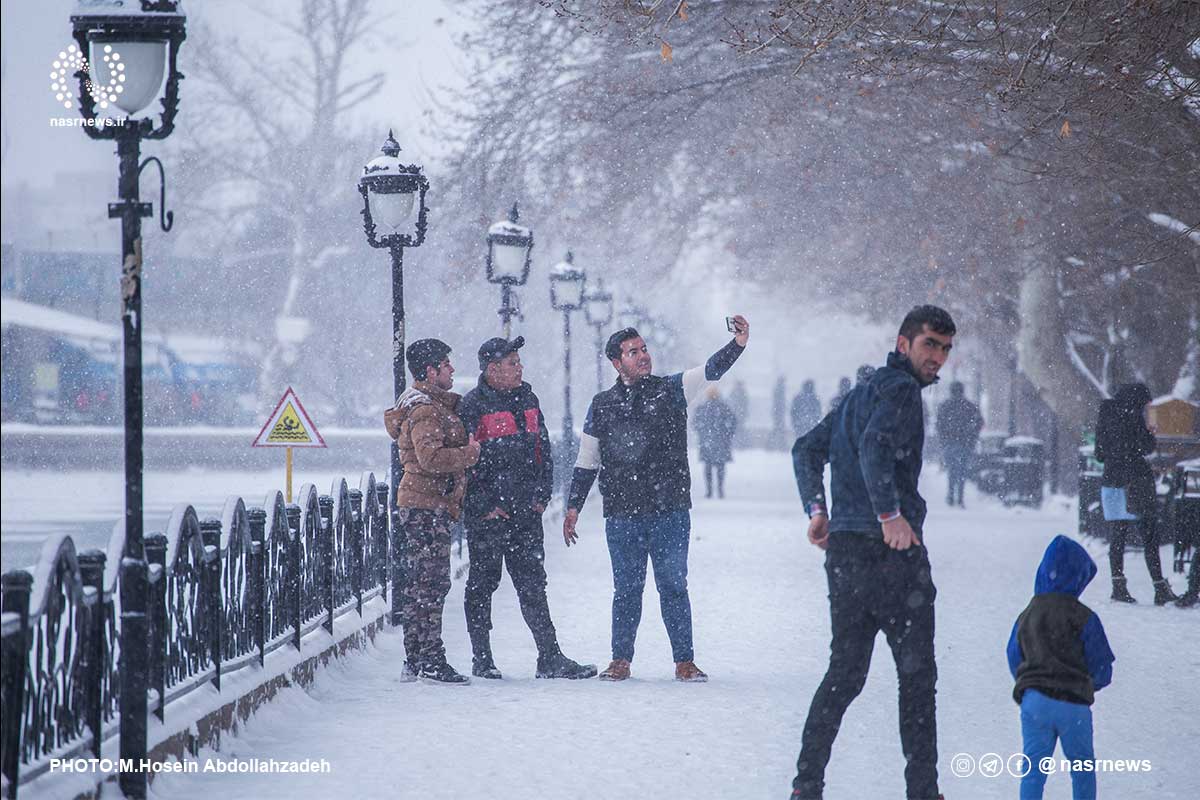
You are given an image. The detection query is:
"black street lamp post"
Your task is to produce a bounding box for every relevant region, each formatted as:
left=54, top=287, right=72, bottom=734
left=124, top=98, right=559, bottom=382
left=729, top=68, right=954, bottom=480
left=485, top=203, right=533, bottom=338
left=70, top=3, right=186, bottom=797
left=549, top=251, right=588, bottom=449
left=583, top=277, right=613, bottom=392
left=357, top=130, right=429, bottom=615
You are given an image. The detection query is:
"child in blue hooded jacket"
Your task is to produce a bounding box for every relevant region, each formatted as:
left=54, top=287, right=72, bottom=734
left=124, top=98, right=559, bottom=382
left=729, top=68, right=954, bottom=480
left=1007, top=535, right=1115, bottom=800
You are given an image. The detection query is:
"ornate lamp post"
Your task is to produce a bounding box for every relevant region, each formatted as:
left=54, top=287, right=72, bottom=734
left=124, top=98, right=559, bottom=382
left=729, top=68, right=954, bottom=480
left=617, top=300, right=650, bottom=332
left=549, top=251, right=588, bottom=448
left=583, top=277, right=614, bottom=392
left=485, top=203, right=533, bottom=338
left=69, top=3, right=186, bottom=796
left=357, top=130, right=429, bottom=577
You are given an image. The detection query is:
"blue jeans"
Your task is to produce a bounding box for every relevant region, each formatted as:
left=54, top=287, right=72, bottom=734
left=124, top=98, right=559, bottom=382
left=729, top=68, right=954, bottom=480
left=605, top=510, right=693, bottom=663
left=1020, top=689, right=1096, bottom=800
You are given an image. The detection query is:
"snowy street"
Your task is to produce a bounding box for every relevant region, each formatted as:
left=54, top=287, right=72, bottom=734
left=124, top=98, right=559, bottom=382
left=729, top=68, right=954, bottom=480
left=138, top=451, right=1199, bottom=800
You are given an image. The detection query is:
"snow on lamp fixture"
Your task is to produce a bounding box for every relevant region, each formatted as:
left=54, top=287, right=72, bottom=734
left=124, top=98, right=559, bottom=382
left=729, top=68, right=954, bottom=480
left=584, top=277, right=614, bottom=327
left=550, top=251, right=587, bottom=311
left=70, top=0, right=185, bottom=128
left=486, top=203, right=533, bottom=285
left=358, top=130, right=429, bottom=248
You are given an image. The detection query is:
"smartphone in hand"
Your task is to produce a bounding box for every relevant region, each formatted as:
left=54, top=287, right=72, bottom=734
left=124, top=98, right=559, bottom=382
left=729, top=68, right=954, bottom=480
left=725, top=316, right=737, bottom=333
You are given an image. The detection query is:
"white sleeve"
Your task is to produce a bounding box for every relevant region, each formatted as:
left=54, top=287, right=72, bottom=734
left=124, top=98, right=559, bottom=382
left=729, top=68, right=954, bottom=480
left=682, top=365, right=710, bottom=404
left=575, top=431, right=601, bottom=470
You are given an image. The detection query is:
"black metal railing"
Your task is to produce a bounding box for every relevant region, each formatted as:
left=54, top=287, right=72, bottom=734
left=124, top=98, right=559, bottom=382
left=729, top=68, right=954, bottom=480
left=0, top=474, right=391, bottom=798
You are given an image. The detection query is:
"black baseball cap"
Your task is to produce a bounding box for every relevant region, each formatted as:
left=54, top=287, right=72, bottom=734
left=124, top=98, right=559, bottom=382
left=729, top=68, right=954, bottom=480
left=477, top=336, right=525, bottom=371
left=407, top=338, right=452, bottom=380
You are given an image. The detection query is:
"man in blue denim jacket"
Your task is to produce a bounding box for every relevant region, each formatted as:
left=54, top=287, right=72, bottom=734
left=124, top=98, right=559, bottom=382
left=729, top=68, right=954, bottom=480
left=788, top=305, right=956, bottom=800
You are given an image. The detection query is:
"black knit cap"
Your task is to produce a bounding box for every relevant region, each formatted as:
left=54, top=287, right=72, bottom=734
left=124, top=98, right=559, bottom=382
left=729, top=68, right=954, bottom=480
left=407, top=338, right=452, bottom=380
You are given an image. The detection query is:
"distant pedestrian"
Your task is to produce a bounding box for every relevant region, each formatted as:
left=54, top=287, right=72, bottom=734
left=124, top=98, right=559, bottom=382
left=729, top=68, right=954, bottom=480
left=1007, top=535, right=1115, bottom=800
left=564, top=315, right=750, bottom=683
left=855, top=364, right=875, bottom=385
left=827, top=376, right=852, bottom=415
left=457, top=336, right=596, bottom=681
left=1095, top=383, right=1179, bottom=605
left=772, top=376, right=788, bottom=449
left=790, top=380, right=822, bottom=438
left=729, top=380, right=750, bottom=447
left=383, top=339, right=481, bottom=684
left=790, top=305, right=955, bottom=800
left=693, top=386, right=737, bottom=499
left=936, top=381, right=983, bottom=507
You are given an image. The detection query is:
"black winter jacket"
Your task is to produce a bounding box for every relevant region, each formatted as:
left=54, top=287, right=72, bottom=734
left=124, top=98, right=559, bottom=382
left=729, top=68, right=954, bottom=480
left=792, top=351, right=929, bottom=536
left=457, top=377, right=553, bottom=523
left=1095, top=383, right=1156, bottom=516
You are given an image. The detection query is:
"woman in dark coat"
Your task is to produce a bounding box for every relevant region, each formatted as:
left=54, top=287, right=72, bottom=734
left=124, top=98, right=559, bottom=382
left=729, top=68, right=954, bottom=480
left=1095, top=383, right=1179, bottom=604
left=693, top=386, right=737, bottom=499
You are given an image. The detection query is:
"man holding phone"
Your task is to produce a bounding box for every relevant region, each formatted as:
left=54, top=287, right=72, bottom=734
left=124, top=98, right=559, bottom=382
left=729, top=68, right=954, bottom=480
left=564, top=315, right=750, bottom=682
left=788, top=305, right=955, bottom=800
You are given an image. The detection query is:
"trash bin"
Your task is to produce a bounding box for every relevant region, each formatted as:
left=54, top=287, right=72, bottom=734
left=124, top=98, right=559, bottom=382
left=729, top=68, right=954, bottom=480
left=1001, top=436, right=1044, bottom=508
left=1077, top=445, right=1104, bottom=538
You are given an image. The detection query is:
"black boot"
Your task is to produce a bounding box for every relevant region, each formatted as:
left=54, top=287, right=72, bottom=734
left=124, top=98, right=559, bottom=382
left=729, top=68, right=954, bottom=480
left=1110, top=576, right=1136, bottom=603
left=1177, top=588, right=1200, bottom=608
left=1152, top=579, right=1180, bottom=606
left=418, top=659, right=471, bottom=685
left=536, top=649, right=598, bottom=679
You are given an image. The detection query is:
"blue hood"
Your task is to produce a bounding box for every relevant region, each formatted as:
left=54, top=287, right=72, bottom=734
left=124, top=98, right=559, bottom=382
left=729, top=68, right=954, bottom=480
left=1034, top=535, right=1097, bottom=597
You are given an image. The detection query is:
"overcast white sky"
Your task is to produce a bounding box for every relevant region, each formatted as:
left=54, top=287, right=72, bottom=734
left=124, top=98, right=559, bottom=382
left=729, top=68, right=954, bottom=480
left=0, top=0, right=469, bottom=189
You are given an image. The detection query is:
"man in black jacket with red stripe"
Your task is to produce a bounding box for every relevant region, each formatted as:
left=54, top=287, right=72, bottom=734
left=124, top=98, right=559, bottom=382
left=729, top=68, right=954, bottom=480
left=457, top=336, right=596, bottom=680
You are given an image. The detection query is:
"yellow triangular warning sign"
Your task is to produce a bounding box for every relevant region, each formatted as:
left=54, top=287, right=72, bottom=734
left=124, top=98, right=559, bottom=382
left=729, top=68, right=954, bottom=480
left=268, top=402, right=311, bottom=443
left=252, top=387, right=326, bottom=448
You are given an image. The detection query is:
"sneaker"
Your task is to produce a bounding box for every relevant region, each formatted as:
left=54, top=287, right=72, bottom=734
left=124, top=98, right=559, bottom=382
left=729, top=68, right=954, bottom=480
left=418, top=660, right=470, bottom=685
left=472, top=662, right=503, bottom=680
left=675, top=660, right=708, bottom=682
left=598, top=659, right=631, bottom=681
left=536, top=651, right=598, bottom=680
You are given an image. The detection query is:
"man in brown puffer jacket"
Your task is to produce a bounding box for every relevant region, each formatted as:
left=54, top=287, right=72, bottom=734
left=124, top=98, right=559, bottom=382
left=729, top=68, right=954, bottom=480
left=383, top=338, right=480, bottom=684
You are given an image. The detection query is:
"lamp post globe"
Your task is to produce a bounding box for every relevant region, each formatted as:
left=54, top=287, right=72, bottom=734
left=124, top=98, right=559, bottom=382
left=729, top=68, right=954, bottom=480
left=69, top=3, right=187, bottom=797
left=486, top=202, right=533, bottom=337
left=357, top=130, right=429, bottom=599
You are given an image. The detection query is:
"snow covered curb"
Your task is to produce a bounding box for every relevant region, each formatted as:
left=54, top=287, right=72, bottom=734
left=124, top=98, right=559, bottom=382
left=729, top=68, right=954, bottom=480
left=20, top=595, right=392, bottom=800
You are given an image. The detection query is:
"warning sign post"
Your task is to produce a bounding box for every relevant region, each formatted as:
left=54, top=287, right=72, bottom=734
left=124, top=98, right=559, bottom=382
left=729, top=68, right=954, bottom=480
left=252, top=387, right=326, bottom=502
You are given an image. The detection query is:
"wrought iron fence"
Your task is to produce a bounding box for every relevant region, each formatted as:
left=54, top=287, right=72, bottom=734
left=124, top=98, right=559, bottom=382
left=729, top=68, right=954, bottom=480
left=0, top=474, right=391, bottom=798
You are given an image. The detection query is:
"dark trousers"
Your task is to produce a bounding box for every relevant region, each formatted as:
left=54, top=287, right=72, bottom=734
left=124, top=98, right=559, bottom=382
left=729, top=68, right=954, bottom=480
left=703, top=461, right=726, bottom=498
left=464, top=516, right=558, bottom=661
left=794, top=535, right=939, bottom=800
left=1108, top=518, right=1165, bottom=582
left=943, top=443, right=972, bottom=506
left=605, top=510, right=693, bottom=663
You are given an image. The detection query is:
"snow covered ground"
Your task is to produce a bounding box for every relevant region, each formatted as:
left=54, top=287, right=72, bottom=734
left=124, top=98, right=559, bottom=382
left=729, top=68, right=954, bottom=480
left=123, top=450, right=1199, bottom=800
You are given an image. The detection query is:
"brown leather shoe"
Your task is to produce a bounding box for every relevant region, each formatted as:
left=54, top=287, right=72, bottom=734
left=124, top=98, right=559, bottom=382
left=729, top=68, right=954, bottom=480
left=598, top=659, right=631, bottom=681
left=675, top=660, right=708, bottom=682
